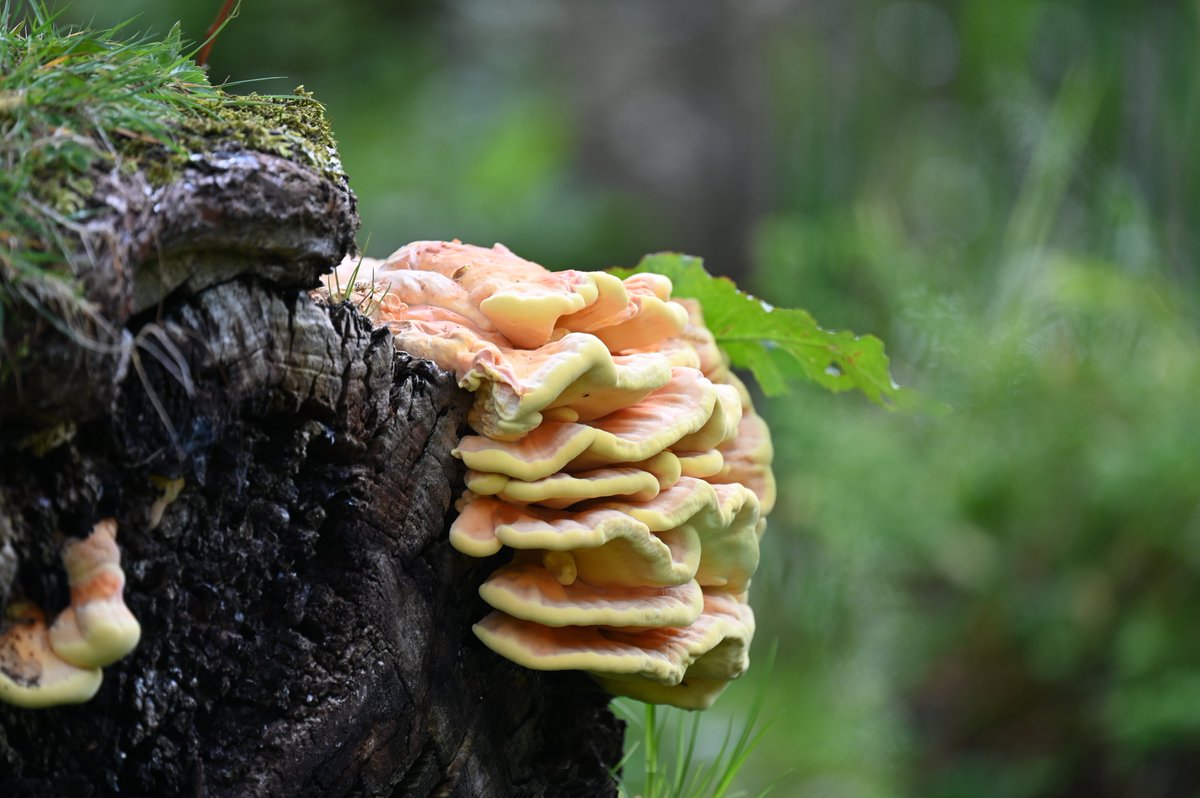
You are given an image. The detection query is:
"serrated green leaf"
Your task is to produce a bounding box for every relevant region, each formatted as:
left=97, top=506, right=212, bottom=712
left=612, top=252, right=915, bottom=409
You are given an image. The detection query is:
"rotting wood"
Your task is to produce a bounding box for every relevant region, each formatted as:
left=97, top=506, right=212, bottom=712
left=0, top=103, right=621, bottom=797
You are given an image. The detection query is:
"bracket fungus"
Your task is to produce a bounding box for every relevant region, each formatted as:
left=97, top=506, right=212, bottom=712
left=325, top=240, right=775, bottom=710
left=0, top=602, right=103, bottom=708
left=48, top=519, right=142, bottom=670
left=0, top=519, right=141, bottom=708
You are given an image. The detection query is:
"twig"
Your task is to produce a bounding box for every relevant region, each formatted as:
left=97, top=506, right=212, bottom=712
left=196, top=0, right=238, bottom=67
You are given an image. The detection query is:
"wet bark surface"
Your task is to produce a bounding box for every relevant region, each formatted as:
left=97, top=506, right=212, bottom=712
left=0, top=139, right=621, bottom=795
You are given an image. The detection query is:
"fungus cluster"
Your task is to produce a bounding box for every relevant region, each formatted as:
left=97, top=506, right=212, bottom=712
left=0, top=519, right=141, bottom=708
left=327, top=241, right=774, bottom=709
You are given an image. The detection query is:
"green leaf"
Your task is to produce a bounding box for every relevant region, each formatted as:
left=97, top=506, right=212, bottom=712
left=612, top=252, right=916, bottom=408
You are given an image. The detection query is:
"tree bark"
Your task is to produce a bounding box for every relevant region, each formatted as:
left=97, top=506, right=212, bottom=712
left=0, top=133, right=621, bottom=794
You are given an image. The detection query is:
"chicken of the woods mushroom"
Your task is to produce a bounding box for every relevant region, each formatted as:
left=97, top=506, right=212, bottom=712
left=0, top=519, right=141, bottom=708
left=324, top=241, right=775, bottom=710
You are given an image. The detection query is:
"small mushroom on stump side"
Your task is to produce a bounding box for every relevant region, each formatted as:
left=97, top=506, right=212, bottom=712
left=0, top=602, right=103, bottom=708
left=0, top=518, right=141, bottom=708
left=49, top=518, right=141, bottom=669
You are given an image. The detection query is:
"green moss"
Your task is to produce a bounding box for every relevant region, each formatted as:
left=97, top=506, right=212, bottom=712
left=217, top=88, right=343, bottom=180
left=31, top=171, right=94, bottom=218
left=142, top=87, right=346, bottom=186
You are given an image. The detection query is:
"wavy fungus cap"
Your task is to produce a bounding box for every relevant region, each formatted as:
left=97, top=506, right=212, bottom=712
left=49, top=519, right=141, bottom=670
left=324, top=242, right=775, bottom=709
left=475, top=591, right=755, bottom=711
left=0, top=518, right=141, bottom=709
left=0, top=602, right=102, bottom=709
left=381, top=240, right=688, bottom=351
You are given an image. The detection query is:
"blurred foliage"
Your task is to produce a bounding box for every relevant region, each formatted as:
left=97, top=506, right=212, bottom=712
left=45, top=0, right=1200, bottom=795
left=744, top=3, right=1200, bottom=796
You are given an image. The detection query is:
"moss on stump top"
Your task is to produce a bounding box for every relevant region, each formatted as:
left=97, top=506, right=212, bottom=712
left=0, top=8, right=358, bottom=434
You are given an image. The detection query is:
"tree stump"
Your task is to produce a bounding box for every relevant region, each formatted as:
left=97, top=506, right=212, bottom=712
left=0, top=100, right=621, bottom=797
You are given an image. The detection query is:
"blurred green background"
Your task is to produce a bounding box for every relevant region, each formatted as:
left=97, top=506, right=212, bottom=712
left=54, top=1, right=1200, bottom=795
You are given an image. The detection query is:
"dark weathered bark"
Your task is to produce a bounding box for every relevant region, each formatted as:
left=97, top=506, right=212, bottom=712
left=1, top=143, right=358, bottom=433
left=0, top=131, right=621, bottom=794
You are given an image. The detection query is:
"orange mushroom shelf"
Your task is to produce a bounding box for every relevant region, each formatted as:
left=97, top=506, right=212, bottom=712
left=326, top=241, right=775, bottom=710
left=0, top=519, right=141, bottom=708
